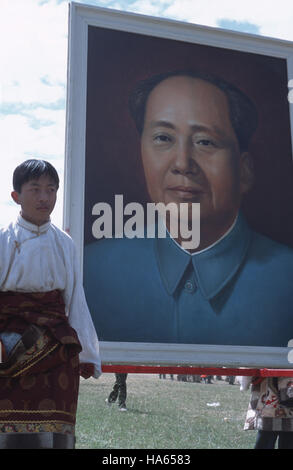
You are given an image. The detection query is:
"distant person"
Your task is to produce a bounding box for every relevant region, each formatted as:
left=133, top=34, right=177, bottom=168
left=239, top=375, right=293, bottom=449
left=192, top=375, right=201, bottom=383
left=228, top=376, right=235, bottom=385
left=177, top=374, right=188, bottom=382
left=106, top=373, right=128, bottom=411
left=0, top=159, right=101, bottom=449
left=201, top=374, right=213, bottom=384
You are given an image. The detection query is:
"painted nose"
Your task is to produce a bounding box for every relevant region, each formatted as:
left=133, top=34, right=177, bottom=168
left=172, top=141, right=198, bottom=175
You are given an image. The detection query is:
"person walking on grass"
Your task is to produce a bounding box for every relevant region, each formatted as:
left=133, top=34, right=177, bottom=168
left=106, top=373, right=128, bottom=411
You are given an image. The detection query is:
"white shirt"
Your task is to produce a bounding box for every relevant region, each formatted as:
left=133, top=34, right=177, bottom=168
left=0, top=214, right=101, bottom=378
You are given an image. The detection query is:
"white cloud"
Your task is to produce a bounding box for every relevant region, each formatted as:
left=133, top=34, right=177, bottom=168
left=128, top=0, right=293, bottom=41
left=0, top=0, right=68, bottom=101
left=0, top=0, right=67, bottom=227
left=0, top=111, right=65, bottom=227
left=123, top=0, right=165, bottom=16
left=2, top=79, right=65, bottom=106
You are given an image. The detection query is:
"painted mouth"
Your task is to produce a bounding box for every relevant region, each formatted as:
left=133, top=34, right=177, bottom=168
left=167, top=186, right=204, bottom=200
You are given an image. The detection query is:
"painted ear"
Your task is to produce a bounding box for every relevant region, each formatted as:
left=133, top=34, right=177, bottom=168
left=11, top=191, right=20, bottom=205
left=240, top=152, right=254, bottom=195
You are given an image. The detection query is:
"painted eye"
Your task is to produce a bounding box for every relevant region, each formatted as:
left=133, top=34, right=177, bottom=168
left=197, top=139, right=213, bottom=146
left=154, top=134, right=172, bottom=143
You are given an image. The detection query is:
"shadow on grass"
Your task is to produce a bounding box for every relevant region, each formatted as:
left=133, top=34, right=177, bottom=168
left=123, top=407, right=179, bottom=419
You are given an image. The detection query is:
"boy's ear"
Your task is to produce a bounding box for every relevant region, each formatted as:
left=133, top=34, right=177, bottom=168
left=11, top=191, right=20, bottom=205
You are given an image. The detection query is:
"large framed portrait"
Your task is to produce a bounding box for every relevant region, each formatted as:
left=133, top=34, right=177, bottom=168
left=64, top=2, right=293, bottom=368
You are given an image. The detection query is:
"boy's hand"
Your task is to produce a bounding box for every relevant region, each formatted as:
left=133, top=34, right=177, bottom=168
left=79, top=362, right=95, bottom=379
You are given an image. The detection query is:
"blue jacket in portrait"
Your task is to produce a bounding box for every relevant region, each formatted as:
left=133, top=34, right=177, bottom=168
left=83, top=213, right=293, bottom=347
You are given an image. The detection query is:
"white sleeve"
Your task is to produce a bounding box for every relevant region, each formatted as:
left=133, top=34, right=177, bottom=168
left=0, top=225, right=15, bottom=288
left=64, top=238, right=101, bottom=378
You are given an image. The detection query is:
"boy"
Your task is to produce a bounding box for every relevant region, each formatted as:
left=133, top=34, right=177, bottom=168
left=0, top=159, right=101, bottom=449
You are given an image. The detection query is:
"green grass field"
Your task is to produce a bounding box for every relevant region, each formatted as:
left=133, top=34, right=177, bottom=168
left=75, top=373, right=257, bottom=449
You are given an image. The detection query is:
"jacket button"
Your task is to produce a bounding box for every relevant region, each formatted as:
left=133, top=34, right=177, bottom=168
left=184, top=280, right=196, bottom=293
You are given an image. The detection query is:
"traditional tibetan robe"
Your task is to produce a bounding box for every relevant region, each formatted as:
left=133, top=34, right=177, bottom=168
left=0, top=215, right=101, bottom=449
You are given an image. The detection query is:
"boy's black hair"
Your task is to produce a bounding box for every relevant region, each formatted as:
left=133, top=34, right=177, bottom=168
left=13, top=159, right=59, bottom=193
left=128, top=69, right=258, bottom=153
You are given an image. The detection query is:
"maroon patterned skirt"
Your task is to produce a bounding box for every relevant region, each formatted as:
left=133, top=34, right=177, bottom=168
left=0, top=290, right=82, bottom=449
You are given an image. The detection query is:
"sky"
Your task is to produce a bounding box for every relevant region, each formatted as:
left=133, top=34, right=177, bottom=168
left=1, top=0, right=293, bottom=228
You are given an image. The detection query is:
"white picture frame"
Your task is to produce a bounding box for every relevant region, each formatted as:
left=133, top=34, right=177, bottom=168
left=64, top=2, right=293, bottom=369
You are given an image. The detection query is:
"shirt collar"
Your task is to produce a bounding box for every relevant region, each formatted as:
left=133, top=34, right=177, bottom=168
left=16, top=213, right=51, bottom=235
left=155, top=212, right=251, bottom=300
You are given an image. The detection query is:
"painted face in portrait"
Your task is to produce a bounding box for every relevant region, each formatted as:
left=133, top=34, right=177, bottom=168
left=140, top=75, right=253, bottom=248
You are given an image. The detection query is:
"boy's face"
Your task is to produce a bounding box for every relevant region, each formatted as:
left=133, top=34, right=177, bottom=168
left=11, top=174, right=58, bottom=226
